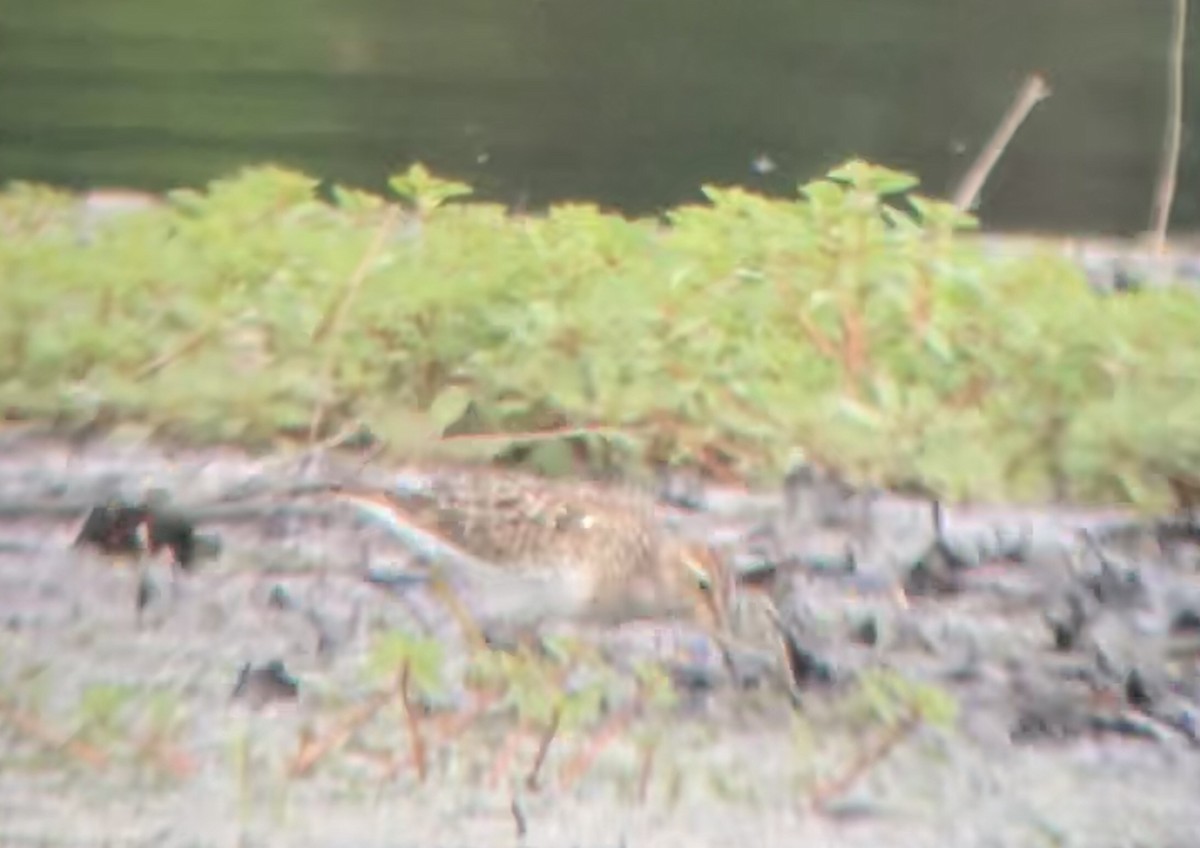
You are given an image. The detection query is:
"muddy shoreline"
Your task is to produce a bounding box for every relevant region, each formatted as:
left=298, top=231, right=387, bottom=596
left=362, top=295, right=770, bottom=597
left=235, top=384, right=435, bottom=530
left=1, top=432, right=1199, bottom=847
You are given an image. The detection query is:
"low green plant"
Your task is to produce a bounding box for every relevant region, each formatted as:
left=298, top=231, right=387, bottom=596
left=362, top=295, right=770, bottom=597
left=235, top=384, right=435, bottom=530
left=72, top=682, right=137, bottom=749
left=337, top=627, right=695, bottom=793
left=365, top=630, right=447, bottom=700
left=0, top=160, right=1196, bottom=504
left=849, top=667, right=959, bottom=730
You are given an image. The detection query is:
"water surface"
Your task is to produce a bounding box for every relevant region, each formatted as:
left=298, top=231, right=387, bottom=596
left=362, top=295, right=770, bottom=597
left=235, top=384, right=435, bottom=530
left=0, top=0, right=1195, bottom=233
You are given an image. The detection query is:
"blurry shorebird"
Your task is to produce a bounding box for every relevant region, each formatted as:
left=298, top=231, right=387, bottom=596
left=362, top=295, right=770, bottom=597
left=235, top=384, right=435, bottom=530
left=321, top=467, right=737, bottom=653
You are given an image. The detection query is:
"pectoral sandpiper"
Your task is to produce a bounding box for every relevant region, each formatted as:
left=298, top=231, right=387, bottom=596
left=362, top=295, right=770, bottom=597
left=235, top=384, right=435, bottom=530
left=322, top=466, right=736, bottom=652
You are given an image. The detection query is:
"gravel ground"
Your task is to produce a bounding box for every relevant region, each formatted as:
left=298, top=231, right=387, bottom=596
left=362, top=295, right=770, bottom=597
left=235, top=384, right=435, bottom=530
left=1, top=432, right=1198, bottom=848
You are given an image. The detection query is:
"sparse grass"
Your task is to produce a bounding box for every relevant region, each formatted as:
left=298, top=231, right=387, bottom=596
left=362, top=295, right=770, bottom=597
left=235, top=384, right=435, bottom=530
left=239, top=625, right=958, bottom=815
left=0, top=628, right=967, bottom=824
left=0, top=669, right=193, bottom=780
left=290, top=630, right=653, bottom=794
left=0, top=161, right=1198, bottom=506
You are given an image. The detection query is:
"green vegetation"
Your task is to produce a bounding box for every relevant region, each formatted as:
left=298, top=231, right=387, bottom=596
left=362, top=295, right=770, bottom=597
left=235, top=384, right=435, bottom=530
left=0, top=640, right=956, bottom=809
left=1, top=160, right=1197, bottom=506
left=0, top=664, right=193, bottom=780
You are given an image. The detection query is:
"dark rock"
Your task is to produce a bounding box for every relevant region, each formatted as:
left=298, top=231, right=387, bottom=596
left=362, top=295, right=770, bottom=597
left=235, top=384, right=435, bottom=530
left=74, top=501, right=149, bottom=558
left=1081, top=558, right=1147, bottom=609
left=231, top=659, right=300, bottom=708
left=1169, top=607, right=1200, bottom=635
left=779, top=629, right=837, bottom=689
left=851, top=615, right=880, bottom=647
left=782, top=461, right=867, bottom=530
left=1125, top=668, right=1158, bottom=710
left=73, top=497, right=219, bottom=572
left=1045, top=591, right=1092, bottom=652
left=266, top=585, right=295, bottom=610
left=904, top=545, right=965, bottom=597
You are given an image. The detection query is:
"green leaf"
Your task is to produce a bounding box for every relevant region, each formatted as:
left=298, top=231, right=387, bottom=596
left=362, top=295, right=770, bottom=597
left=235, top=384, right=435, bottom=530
left=427, top=385, right=474, bottom=432
left=836, top=398, right=883, bottom=430
left=827, top=159, right=920, bottom=196
left=908, top=194, right=978, bottom=231
left=388, top=163, right=473, bottom=214
left=367, top=631, right=445, bottom=697
left=798, top=179, right=844, bottom=207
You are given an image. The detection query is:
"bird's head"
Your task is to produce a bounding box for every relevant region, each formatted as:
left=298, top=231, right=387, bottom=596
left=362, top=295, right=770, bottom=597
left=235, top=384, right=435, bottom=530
left=666, top=540, right=737, bottom=632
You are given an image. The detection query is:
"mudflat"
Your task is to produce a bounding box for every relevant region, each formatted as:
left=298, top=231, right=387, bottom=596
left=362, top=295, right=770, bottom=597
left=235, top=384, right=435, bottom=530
left=1, top=432, right=1198, bottom=848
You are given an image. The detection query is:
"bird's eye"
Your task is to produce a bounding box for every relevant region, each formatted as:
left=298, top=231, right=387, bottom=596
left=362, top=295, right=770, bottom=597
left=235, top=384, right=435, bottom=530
left=682, top=554, right=713, bottom=590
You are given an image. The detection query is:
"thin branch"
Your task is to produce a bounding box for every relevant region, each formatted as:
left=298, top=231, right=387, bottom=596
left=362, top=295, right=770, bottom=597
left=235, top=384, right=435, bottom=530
left=524, top=706, right=563, bottom=791
left=558, top=706, right=638, bottom=790
left=377, top=690, right=500, bottom=782
left=288, top=690, right=389, bottom=778
left=308, top=204, right=401, bottom=442
left=635, top=738, right=659, bottom=804
left=398, top=660, right=429, bottom=782
left=806, top=711, right=921, bottom=813
left=488, top=725, right=530, bottom=789
left=311, top=205, right=401, bottom=346
left=838, top=300, right=869, bottom=395
left=134, top=325, right=219, bottom=382
left=796, top=312, right=841, bottom=361
left=437, top=423, right=629, bottom=446
left=1148, top=0, right=1188, bottom=254
left=510, top=795, right=529, bottom=840
left=952, top=73, right=1052, bottom=213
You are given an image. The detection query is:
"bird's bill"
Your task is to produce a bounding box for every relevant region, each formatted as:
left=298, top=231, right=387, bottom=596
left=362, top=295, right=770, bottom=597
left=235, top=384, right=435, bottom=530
left=679, top=545, right=735, bottom=633
left=677, top=545, right=750, bottom=681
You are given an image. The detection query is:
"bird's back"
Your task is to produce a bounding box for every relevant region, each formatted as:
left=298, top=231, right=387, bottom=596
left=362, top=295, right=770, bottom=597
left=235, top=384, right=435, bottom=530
left=392, top=467, right=666, bottom=579
left=333, top=465, right=723, bottom=628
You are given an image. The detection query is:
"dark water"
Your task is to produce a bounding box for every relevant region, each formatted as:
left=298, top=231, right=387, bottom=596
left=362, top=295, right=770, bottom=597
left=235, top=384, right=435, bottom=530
left=0, top=0, right=1195, bottom=234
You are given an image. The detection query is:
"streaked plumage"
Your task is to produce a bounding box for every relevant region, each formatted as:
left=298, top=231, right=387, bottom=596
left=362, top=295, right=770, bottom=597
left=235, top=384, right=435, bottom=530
left=326, top=466, right=734, bottom=636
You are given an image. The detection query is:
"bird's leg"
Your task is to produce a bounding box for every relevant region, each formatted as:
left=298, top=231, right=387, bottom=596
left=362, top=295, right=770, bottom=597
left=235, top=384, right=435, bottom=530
left=757, top=600, right=806, bottom=708
left=691, top=573, right=755, bottom=685
left=715, top=634, right=745, bottom=682
left=425, top=572, right=490, bottom=654
left=698, top=614, right=804, bottom=706
left=702, top=626, right=752, bottom=683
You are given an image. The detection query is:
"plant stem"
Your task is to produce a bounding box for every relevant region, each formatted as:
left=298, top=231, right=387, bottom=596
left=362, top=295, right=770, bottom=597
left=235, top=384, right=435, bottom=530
left=952, top=73, right=1052, bottom=213
left=1148, top=0, right=1188, bottom=254
left=308, top=204, right=400, bottom=441
left=398, top=660, right=429, bottom=782
left=524, top=706, right=562, bottom=791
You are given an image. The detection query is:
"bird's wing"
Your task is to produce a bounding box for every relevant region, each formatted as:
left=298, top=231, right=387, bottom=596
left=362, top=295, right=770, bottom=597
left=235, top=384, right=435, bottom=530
left=389, top=469, right=622, bottom=569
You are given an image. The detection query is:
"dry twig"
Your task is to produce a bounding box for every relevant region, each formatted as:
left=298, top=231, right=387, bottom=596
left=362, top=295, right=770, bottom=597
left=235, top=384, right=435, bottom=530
left=288, top=691, right=389, bottom=778
left=398, top=660, right=429, bottom=782
left=635, top=738, right=659, bottom=804
left=309, top=204, right=401, bottom=442
left=558, top=706, right=639, bottom=791
left=134, top=325, right=219, bottom=382
left=1148, top=0, right=1188, bottom=253
left=488, top=725, right=531, bottom=789
left=806, top=710, right=921, bottom=812
left=952, top=73, right=1052, bottom=213
left=524, top=706, right=563, bottom=791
